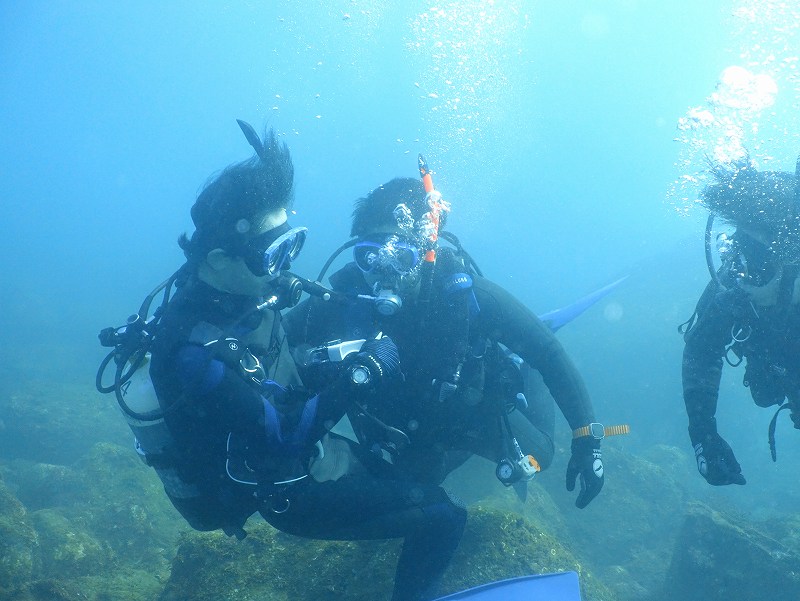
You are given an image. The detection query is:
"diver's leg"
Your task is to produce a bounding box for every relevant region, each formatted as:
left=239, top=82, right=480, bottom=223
left=520, top=364, right=555, bottom=437
left=261, top=475, right=466, bottom=601
left=460, top=366, right=555, bottom=471
left=512, top=364, right=556, bottom=470
left=165, top=479, right=257, bottom=535
left=390, top=492, right=467, bottom=601
left=506, top=409, right=554, bottom=471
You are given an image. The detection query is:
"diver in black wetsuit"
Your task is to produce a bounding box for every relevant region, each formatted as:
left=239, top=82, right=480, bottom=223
left=682, top=157, right=800, bottom=486
left=285, top=176, right=608, bottom=509
left=109, top=124, right=465, bottom=601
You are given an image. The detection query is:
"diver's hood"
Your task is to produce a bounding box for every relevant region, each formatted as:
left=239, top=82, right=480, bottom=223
left=702, top=156, right=800, bottom=262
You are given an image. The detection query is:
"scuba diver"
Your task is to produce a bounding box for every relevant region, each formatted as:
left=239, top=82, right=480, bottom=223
left=285, top=161, right=614, bottom=510
left=681, top=155, right=800, bottom=486
left=97, top=124, right=466, bottom=601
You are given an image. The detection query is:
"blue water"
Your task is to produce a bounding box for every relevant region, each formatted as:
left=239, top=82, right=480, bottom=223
left=3, top=0, right=800, bottom=591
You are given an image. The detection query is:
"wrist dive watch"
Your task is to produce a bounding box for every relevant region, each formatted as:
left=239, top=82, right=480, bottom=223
left=572, top=422, right=630, bottom=440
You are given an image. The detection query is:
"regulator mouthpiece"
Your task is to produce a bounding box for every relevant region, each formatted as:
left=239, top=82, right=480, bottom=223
left=374, top=289, right=402, bottom=316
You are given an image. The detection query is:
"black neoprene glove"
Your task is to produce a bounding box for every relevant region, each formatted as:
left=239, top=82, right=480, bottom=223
left=566, top=436, right=604, bottom=509
left=790, top=406, right=800, bottom=429
left=689, top=418, right=746, bottom=486
left=346, top=335, right=401, bottom=389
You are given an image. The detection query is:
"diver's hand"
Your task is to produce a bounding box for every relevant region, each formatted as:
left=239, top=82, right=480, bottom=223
left=691, top=434, right=746, bottom=486
left=790, top=404, right=800, bottom=430
left=346, top=335, right=401, bottom=388
left=689, top=420, right=746, bottom=486
left=565, top=437, right=604, bottom=509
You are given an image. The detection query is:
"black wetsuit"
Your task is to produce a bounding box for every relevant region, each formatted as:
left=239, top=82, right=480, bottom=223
left=148, top=276, right=331, bottom=532
left=683, top=278, right=800, bottom=428
left=285, top=261, right=597, bottom=485
left=149, top=275, right=465, bottom=601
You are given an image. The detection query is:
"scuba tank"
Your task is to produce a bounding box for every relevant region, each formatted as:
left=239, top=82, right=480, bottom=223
left=96, top=269, right=324, bottom=456
left=96, top=274, right=179, bottom=464
left=119, top=353, right=171, bottom=458
left=97, top=268, right=340, bottom=463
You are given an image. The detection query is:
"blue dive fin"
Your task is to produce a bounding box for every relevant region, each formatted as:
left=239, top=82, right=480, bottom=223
left=434, top=571, right=581, bottom=600
left=538, top=276, right=628, bottom=333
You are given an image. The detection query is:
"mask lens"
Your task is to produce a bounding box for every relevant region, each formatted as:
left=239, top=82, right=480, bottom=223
left=354, top=242, right=383, bottom=272
left=353, top=238, right=420, bottom=275
left=262, top=227, right=307, bottom=275
left=244, top=225, right=307, bottom=277
left=733, top=233, right=777, bottom=286
left=394, top=246, right=419, bottom=272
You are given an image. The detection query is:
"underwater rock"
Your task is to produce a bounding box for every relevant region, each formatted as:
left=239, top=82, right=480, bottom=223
left=1, top=441, right=183, bottom=601
left=5, top=578, right=86, bottom=601
left=763, top=512, right=800, bottom=552
left=0, top=383, right=130, bottom=465
left=0, top=476, right=39, bottom=592
left=160, top=522, right=397, bottom=601
left=30, top=508, right=113, bottom=579
left=440, top=506, right=613, bottom=601
left=663, top=501, right=800, bottom=601
left=159, top=506, right=614, bottom=601
left=4, top=460, right=84, bottom=511
left=5, top=442, right=183, bottom=576
left=2, top=571, right=164, bottom=601
left=444, top=455, right=569, bottom=541
left=74, top=442, right=185, bottom=571
left=538, top=445, right=687, bottom=601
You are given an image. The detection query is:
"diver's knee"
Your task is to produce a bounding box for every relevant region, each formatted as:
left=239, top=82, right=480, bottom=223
left=534, top=433, right=556, bottom=471
left=420, top=489, right=467, bottom=538
left=515, top=431, right=555, bottom=472
left=533, top=440, right=554, bottom=471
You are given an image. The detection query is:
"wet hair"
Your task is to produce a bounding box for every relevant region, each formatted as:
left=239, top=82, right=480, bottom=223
left=179, top=128, right=294, bottom=262
left=701, top=157, right=800, bottom=261
left=350, top=177, right=447, bottom=239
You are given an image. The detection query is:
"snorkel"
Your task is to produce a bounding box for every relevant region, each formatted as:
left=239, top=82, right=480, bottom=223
left=417, top=154, right=450, bottom=316
left=313, top=156, right=450, bottom=316
left=360, top=155, right=449, bottom=316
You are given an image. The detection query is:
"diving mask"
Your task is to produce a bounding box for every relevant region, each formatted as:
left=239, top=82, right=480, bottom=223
left=353, top=235, right=421, bottom=276
left=724, top=232, right=779, bottom=288
left=353, top=235, right=423, bottom=316
left=242, top=224, right=308, bottom=277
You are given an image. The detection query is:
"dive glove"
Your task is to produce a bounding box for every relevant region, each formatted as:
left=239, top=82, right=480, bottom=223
left=565, top=436, right=604, bottom=509
left=346, top=335, right=401, bottom=389
left=689, top=419, right=746, bottom=486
